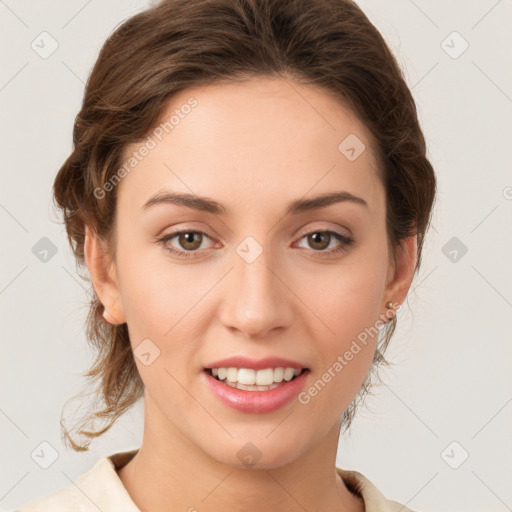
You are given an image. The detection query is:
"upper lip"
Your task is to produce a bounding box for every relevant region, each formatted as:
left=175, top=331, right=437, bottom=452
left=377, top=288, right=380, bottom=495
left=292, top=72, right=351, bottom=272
left=205, top=356, right=309, bottom=371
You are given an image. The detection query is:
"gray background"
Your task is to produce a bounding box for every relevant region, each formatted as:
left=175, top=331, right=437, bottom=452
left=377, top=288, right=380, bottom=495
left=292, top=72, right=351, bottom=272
left=1, top=1, right=511, bottom=511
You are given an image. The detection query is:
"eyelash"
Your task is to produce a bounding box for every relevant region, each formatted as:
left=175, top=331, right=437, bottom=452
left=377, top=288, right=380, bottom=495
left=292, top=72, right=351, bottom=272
left=157, top=229, right=354, bottom=259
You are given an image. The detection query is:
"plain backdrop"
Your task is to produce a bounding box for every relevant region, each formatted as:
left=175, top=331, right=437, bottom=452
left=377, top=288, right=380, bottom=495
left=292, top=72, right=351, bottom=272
left=1, top=1, right=511, bottom=511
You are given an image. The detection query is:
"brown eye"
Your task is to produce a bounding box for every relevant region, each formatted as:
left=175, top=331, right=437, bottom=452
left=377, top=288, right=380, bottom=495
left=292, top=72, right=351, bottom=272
left=178, top=232, right=203, bottom=251
left=296, top=230, right=354, bottom=256
left=158, top=230, right=214, bottom=259
left=307, top=232, right=331, bottom=251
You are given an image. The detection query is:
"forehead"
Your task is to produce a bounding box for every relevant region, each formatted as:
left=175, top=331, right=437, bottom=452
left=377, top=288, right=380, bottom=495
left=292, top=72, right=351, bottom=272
left=116, top=76, right=383, bottom=217
left=158, top=76, right=376, bottom=156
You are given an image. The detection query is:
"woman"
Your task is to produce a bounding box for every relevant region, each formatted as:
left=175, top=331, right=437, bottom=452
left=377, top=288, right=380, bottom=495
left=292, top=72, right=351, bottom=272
left=18, top=0, right=436, bottom=510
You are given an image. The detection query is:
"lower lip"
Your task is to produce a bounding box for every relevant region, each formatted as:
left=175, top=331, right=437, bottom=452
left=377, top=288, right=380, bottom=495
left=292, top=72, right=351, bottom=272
left=203, top=370, right=309, bottom=413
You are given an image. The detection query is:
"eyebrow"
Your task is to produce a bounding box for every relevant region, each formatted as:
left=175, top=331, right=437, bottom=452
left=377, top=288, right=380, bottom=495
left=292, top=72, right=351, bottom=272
left=142, top=190, right=368, bottom=215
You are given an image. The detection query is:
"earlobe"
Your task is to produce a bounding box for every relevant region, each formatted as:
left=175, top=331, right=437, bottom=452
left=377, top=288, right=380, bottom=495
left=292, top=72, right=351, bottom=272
left=84, top=226, right=126, bottom=325
left=383, top=235, right=418, bottom=312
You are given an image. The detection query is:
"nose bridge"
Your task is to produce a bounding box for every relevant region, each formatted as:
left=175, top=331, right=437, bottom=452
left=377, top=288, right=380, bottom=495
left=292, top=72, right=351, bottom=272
left=219, top=236, right=292, bottom=338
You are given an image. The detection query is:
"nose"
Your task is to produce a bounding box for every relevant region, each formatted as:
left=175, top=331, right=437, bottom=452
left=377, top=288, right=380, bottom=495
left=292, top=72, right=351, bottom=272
left=219, top=245, right=294, bottom=339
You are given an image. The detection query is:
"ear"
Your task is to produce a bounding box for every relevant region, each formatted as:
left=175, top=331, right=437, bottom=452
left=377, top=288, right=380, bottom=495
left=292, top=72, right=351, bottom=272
left=84, top=226, right=126, bottom=325
left=383, top=235, right=418, bottom=311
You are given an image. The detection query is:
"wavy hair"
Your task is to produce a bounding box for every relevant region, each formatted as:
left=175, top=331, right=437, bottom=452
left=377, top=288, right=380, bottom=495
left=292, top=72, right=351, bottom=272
left=53, top=0, right=436, bottom=451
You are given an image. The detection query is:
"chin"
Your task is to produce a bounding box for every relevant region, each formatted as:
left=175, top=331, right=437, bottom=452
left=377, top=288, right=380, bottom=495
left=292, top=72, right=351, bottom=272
left=201, top=433, right=308, bottom=470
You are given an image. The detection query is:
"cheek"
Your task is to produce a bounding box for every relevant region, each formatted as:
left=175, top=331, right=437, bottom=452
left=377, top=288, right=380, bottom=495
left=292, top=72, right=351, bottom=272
left=326, top=272, right=384, bottom=340
left=115, top=247, right=208, bottom=401
left=299, top=255, right=387, bottom=344
left=116, top=238, right=206, bottom=338
left=293, top=270, right=384, bottom=418
left=293, top=249, right=388, bottom=397
left=115, top=242, right=218, bottom=403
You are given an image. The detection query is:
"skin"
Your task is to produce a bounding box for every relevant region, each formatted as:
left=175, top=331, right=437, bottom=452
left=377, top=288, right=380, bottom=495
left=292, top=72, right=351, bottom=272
left=84, top=76, right=417, bottom=511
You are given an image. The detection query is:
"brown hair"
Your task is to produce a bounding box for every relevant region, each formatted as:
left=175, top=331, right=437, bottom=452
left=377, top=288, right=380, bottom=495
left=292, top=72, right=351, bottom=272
left=53, top=0, right=436, bottom=451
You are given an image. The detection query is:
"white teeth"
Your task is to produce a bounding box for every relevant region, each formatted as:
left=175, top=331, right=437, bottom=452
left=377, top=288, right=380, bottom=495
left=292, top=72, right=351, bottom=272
left=226, top=367, right=238, bottom=382
left=208, top=366, right=305, bottom=386
left=283, top=368, right=295, bottom=381
left=255, top=368, right=274, bottom=386
left=238, top=368, right=255, bottom=385
left=273, top=367, right=284, bottom=382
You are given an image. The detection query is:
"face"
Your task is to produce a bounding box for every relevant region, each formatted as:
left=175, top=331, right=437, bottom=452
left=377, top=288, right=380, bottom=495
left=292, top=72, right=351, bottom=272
left=87, top=76, right=415, bottom=469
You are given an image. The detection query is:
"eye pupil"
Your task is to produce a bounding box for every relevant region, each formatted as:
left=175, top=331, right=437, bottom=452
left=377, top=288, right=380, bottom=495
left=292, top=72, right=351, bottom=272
left=308, top=232, right=330, bottom=250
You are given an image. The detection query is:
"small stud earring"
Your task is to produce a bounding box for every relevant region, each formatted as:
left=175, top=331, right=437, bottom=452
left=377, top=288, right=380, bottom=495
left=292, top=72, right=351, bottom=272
left=385, top=301, right=394, bottom=309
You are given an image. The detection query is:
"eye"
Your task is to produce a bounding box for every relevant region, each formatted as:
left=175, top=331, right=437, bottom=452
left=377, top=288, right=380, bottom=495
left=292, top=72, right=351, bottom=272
left=296, top=230, right=354, bottom=256
left=158, top=230, right=214, bottom=259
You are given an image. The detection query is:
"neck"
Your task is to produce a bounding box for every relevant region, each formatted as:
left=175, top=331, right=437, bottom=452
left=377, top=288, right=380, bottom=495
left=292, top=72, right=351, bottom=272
left=117, top=396, right=364, bottom=512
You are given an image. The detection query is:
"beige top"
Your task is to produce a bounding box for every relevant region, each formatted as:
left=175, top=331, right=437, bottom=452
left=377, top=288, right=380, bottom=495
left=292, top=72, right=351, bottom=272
left=16, top=449, right=415, bottom=511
